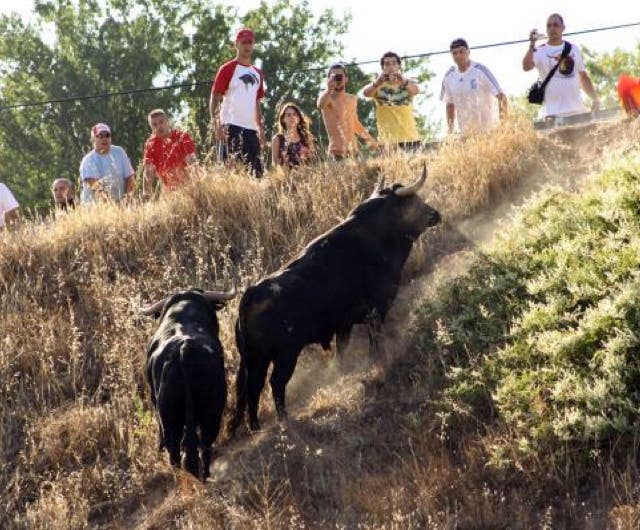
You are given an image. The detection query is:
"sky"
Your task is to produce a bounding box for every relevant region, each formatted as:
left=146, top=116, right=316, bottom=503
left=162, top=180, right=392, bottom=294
left=0, top=0, right=638, bottom=126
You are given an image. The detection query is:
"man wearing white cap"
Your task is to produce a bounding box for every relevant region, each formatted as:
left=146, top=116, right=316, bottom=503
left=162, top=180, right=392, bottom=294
left=80, top=123, right=136, bottom=203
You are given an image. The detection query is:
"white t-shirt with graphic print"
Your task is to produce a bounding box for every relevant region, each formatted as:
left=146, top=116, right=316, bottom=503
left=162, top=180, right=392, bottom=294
left=212, top=60, right=265, bottom=131
left=440, top=61, right=503, bottom=133
left=533, top=41, right=587, bottom=118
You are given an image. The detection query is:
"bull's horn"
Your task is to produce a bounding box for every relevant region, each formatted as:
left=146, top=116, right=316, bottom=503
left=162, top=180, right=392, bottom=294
left=139, top=297, right=169, bottom=316
left=203, top=285, right=237, bottom=302
left=372, top=171, right=385, bottom=196
left=394, top=164, right=428, bottom=197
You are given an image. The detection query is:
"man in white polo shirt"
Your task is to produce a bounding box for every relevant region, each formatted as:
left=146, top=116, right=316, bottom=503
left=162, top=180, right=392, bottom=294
left=522, top=13, right=599, bottom=119
left=0, top=182, right=20, bottom=231
left=440, top=38, right=507, bottom=134
left=210, top=28, right=265, bottom=177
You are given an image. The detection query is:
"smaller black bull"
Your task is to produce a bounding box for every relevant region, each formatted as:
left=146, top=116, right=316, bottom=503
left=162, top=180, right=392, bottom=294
left=141, top=288, right=236, bottom=480
left=231, top=165, right=441, bottom=433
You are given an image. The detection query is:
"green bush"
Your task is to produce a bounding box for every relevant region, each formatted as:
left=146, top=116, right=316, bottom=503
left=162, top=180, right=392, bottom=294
left=415, top=152, right=640, bottom=460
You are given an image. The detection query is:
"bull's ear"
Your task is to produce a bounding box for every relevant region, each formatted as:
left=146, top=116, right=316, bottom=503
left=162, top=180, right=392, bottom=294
left=139, top=297, right=169, bottom=317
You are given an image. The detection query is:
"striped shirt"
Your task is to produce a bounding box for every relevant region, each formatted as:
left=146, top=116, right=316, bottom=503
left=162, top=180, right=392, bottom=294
left=440, top=61, right=503, bottom=133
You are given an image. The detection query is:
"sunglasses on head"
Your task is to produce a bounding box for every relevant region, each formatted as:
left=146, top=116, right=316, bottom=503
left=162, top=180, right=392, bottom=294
left=97, top=132, right=111, bottom=138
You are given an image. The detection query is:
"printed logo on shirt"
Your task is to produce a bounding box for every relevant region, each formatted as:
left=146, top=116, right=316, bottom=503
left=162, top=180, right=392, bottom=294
left=376, top=84, right=411, bottom=106
left=470, top=79, right=478, bottom=90
left=546, top=51, right=576, bottom=78
left=239, top=72, right=259, bottom=89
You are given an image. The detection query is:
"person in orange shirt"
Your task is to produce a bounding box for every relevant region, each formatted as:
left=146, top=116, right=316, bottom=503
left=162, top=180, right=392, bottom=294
left=142, top=109, right=198, bottom=197
left=317, top=63, right=379, bottom=160
left=617, top=75, right=640, bottom=117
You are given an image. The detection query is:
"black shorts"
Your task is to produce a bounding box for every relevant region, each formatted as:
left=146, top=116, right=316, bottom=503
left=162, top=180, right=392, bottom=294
left=221, top=124, right=263, bottom=178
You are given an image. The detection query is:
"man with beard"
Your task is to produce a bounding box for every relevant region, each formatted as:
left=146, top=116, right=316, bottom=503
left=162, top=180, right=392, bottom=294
left=79, top=123, right=135, bottom=204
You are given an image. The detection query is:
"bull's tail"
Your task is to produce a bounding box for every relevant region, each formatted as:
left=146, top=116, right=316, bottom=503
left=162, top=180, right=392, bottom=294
left=229, top=318, right=248, bottom=436
left=179, top=341, right=200, bottom=478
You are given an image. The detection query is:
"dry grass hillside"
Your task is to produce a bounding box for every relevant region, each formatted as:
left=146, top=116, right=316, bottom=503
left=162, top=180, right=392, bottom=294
left=0, top=117, right=636, bottom=529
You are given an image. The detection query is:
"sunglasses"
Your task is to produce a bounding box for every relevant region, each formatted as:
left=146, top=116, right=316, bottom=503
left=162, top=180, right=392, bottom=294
left=547, top=22, right=562, bottom=27
left=97, top=133, right=111, bottom=138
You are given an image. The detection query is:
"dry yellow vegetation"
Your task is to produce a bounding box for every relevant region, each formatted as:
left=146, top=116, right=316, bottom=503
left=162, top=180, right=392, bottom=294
left=0, top=117, right=632, bottom=528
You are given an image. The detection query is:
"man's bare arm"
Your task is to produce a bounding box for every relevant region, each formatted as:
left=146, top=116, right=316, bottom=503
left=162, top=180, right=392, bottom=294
left=143, top=165, right=157, bottom=197
left=446, top=103, right=456, bottom=133
left=210, top=92, right=225, bottom=140
left=579, top=71, right=599, bottom=110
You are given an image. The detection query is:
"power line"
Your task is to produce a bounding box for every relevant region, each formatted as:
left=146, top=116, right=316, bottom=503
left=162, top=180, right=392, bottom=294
left=0, top=20, right=638, bottom=111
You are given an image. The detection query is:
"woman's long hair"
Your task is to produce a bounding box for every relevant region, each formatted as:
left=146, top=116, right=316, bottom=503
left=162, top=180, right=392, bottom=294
left=277, top=102, right=313, bottom=147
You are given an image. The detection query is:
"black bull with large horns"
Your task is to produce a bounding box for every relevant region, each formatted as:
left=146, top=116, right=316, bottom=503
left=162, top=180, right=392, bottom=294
left=231, top=165, right=441, bottom=432
left=140, top=288, right=236, bottom=481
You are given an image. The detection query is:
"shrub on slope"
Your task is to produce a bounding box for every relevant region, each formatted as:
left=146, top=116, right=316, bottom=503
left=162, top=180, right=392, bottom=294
left=415, top=150, right=640, bottom=463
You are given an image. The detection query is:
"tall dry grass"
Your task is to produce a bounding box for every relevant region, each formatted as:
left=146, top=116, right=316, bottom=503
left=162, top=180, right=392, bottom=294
left=0, top=117, right=620, bottom=528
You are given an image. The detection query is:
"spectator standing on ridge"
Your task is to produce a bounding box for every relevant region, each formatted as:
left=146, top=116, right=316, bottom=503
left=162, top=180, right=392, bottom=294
left=142, top=109, right=198, bottom=198
left=0, top=182, right=20, bottom=231
left=522, top=13, right=599, bottom=119
left=617, top=75, right=640, bottom=117
left=271, top=102, right=315, bottom=168
left=52, top=178, right=76, bottom=210
left=318, top=62, right=379, bottom=160
left=363, top=52, right=422, bottom=150
left=441, top=38, right=507, bottom=134
left=210, top=28, right=265, bottom=178
left=80, top=123, right=136, bottom=204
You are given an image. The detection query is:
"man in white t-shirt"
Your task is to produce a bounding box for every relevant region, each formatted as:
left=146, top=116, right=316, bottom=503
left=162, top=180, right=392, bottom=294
left=210, top=28, right=265, bottom=177
left=522, top=13, right=599, bottom=118
left=0, top=182, right=20, bottom=231
left=440, top=38, right=507, bottom=134
left=79, top=123, right=136, bottom=203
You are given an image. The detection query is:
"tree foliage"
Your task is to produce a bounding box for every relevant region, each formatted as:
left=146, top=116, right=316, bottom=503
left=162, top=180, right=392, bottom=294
left=583, top=43, right=640, bottom=108
left=0, top=0, right=394, bottom=210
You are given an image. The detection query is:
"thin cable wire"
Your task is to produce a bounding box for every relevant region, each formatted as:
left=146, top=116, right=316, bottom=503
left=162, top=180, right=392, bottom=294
left=0, top=20, right=638, bottom=111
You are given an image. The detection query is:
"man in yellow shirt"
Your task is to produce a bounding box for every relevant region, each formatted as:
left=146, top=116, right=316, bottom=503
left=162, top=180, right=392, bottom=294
left=318, top=63, right=379, bottom=160
left=363, top=52, right=422, bottom=150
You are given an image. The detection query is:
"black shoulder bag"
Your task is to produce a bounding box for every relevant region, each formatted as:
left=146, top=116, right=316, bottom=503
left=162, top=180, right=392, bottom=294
left=527, top=41, right=571, bottom=105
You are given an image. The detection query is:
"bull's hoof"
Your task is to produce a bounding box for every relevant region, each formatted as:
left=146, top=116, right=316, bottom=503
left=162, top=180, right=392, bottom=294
left=249, top=419, right=261, bottom=432
left=276, top=408, right=288, bottom=423
left=227, top=420, right=241, bottom=437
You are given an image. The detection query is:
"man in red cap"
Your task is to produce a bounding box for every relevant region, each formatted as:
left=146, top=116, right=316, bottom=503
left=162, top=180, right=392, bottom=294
left=210, top=28, right=265, bottom=177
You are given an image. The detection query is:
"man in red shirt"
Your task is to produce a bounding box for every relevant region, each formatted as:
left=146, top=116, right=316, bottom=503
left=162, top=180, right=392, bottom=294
left=142, top=109, right=197, bottom=197
left=209, top=28, right=265, bottom=178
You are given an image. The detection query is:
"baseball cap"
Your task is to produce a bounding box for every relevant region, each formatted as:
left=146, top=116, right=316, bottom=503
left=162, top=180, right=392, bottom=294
left=236, top=28, right=255, bottom=42
left=91, top=123, right=111, bottom=136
